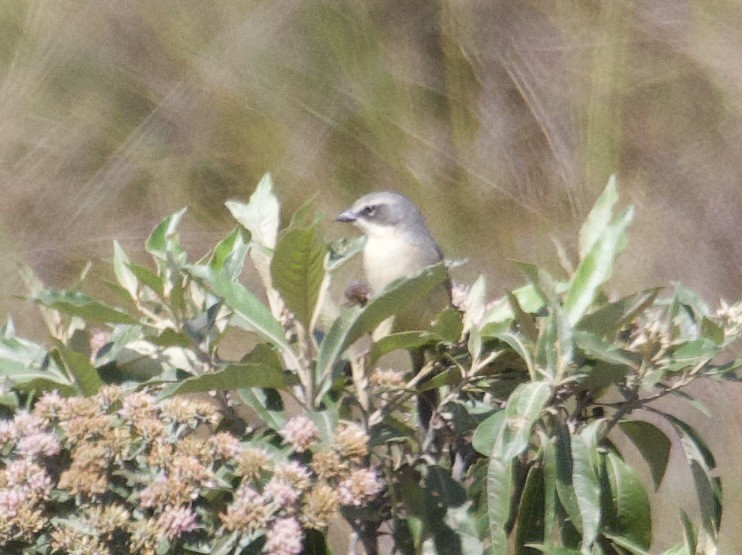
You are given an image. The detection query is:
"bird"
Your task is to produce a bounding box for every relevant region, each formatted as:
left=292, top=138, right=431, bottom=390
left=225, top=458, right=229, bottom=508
left=335, top=190, right=451, bottom=430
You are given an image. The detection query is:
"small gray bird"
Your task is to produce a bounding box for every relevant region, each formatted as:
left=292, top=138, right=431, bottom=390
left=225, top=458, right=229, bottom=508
left=336, top=191, right=451, bottom=427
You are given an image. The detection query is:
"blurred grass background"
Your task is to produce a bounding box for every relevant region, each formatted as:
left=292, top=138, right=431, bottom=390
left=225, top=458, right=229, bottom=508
left=0, top=0, right=740, bottom=551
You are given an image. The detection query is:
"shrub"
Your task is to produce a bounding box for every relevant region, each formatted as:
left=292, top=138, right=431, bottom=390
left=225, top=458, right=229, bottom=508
left=0, top=174, right=738, bottom=554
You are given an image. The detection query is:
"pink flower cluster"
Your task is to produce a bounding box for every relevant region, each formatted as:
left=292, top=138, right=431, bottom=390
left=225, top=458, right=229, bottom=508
left=156, top=505, right=198, bottom=539
left=265, top=517, right=303, bottom=555
left=279, top=416, right=318, bottom=453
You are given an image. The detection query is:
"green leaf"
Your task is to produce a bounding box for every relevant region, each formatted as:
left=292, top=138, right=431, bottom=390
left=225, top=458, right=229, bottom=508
left=514, top=261, right=558, bottom=305
left=700, top=317, right=724, bottom=345
left=604, top=451, right=652, bottom=548
left=507, top=290, right=539, bottom=344
left=577, top=288, right=661, bottom=337
left=515, top=465, right=546, bottom=554
left=370, top=331, right=430, bottom=365
left=495, top=382, right=552, bottom=461
left=315, top=262, right=448, bottom=382
left=486, top=456, right=512, bottom=555
left=2, top=375, right=76, bottom=396
left=237, top=387, right=285, bottom=431
left=482, top=284, right=545, bottom=326
left=226, top=173, right=280, bottom=250
left=31, top=290, right=137, bottom=324
left=535, top=310, right=558, bottom=380
left=207, top=270, right=290, bottom=353
left=579, top=175, right=618, bottom=259
left=618, top=420, right=671, bottom=489
left=491, top=330, right=536, bottom=382
left=113, top=241, right=138, bottom=299
left=574, top=331, right=638, bottom=367
left=145, top=207, right=188, bottom=261
left=668, top=339, right=721, bottom=368
left=429, top=307, right=464, bottom=344
left=572, top=422, right=603, bottom=552
left=601, top=533, right=651, bottom=555
left=565, top=206, right=634, bottom=327
left=472, top=410, right=505, bottom=456
left=484, top=382, right=551, bottom=554
left=679, top=510, right=697, bottom=554
left=663, top=414, right=721, bottom=540
left=159, top=363, right=285, bottom=398
left=209, top=226, right=250, bottom=279
left=576, top=362, right=628, bottom=392
left=464, top=275, right=487, bottom=332
left=54, top=346, right=104, bottom=396
left=550, top=422, right=582, bottom=532
left=270, top=226, right=326, bottom=329
left=127, top=263, right=164, bottom=296
left=539, top=433, right=558, bottom=545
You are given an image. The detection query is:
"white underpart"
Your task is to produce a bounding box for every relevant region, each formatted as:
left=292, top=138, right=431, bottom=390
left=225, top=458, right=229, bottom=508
left=357, top=220, right=437, bottom=293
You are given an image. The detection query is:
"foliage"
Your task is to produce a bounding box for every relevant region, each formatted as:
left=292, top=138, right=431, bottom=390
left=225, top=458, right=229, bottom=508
left=0, top=174, right=739, bottom=554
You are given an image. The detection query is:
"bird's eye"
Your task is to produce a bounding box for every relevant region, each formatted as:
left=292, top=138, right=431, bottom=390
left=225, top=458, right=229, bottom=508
left=362, top=205, right=376, bottom=217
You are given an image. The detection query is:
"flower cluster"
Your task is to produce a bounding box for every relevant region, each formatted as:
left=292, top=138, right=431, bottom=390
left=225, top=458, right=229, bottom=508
left=0, top=386, right=384, bottom=554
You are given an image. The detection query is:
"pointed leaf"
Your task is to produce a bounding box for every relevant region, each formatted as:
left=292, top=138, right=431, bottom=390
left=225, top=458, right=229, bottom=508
left=574, top=331, right=638, bottom=367
left=209, top=226, right=250, bottom=279
left=540, top=433, right=558, bottom=543
left=604, top=451, right=652, bottom=548
left=492, top=330, right=536, bottom=382
left=145, top=207, right=188, bottom=261
left=515, top=465, right=546, bottom=553
left=31, top=290, right=137, bottom=324
left=486, top=456, right=512, bottom=554
left=495, top=381, right=552, bottom=461
left=664, top=414, right=721, bottom=539
left=482, top=284, right=545, bottom=326
left=270, top=226, right=325, bottom=329
left=127, top=263, right=164, bottom=296
left=601, top=533, right=651, bottom=555
left=464, top=275, right=487, bottom=332
left=579, top=175, right=618, bottom=259
left=55, top=346, right=104, bottom=396
left=207, top=271, right=290, bottom=352
left=514, top=261, right=558, bottom=305
left=572, top=422, right=603, bottom=552
left=370, top=331, right=430, bottom=365
left=237, top=388, right=285, bottom=431
left=551, top=422, right=582, bottom=531
left=618, top=420, right=671, bottom=489
left=159, top=363, right=285, bottom=398
left=315, top=263, right=448, bottom=381
left=507, top=290, right=539, bottom=344
left=429, top=307, right=464, bottom=344
left=113, top=241, right=138, bottom=299
left=565, top=206, right=634, bottom=327
left=226, top=173, right=279, bottom=250
left=577, top=288, right=661, bottom=337
left=472, top=410, right=505, bottom=456
left=679, top=510, right=697, bottom=554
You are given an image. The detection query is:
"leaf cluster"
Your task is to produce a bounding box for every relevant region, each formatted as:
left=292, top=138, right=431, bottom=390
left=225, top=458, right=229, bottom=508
left=0, top=175, right=738, bottom=554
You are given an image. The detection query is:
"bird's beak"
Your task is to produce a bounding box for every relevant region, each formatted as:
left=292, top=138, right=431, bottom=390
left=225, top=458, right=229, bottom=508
left=335, top=209, right=357, bottom=223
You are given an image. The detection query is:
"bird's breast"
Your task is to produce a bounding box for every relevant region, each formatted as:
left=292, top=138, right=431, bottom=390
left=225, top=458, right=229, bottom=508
left=363, top=235, right=439, bottom=293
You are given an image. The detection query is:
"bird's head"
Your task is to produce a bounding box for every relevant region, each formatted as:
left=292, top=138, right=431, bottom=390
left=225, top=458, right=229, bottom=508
left=335, top=191, right=425, bottom=238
